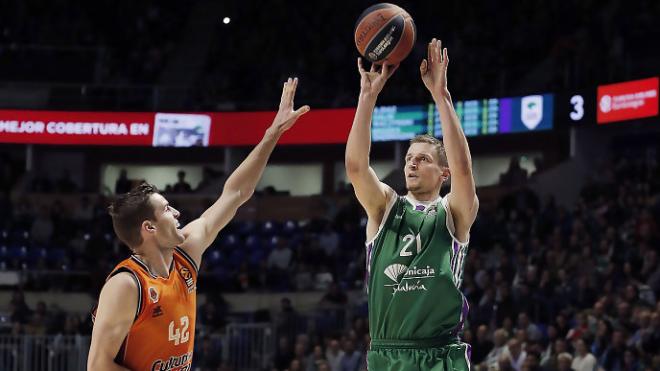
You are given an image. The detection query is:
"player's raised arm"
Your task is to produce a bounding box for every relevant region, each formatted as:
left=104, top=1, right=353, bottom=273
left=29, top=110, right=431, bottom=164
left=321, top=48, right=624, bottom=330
left=180, top=78, right=310, bottom=265
left=345, top=59, right=398, bottom=236
left=87, top=273, right=136, bottom=371
left=420, top=39, right=478, bottom=241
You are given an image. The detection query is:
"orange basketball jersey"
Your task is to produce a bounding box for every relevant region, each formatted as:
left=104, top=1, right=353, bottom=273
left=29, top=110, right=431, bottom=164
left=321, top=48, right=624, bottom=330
left=96, top=247, right=198, bottom=371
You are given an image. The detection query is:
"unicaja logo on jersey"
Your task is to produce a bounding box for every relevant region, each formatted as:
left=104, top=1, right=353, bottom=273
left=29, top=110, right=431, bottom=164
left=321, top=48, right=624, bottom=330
left=384, top=264, right=407, bottom=283
left=383, top=264, right=436, bottom=296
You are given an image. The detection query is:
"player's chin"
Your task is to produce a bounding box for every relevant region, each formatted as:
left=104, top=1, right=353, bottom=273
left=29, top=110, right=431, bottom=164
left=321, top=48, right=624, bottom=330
left=405, top=183, right=420, bottom=192
left=174, top=230, right=186, bottom=244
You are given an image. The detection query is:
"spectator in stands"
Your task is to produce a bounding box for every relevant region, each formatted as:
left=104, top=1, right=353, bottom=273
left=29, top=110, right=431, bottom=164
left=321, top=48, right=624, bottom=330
left=472, top=324, right=493, bottom=365
left=517, top=312, right=542, bottom=343
left=27, top=301, right=49, bottom=335
left=193, top=336, right=221, bottom=371
left=198, top=301, right=225, bottom=334
left=294, top=263, right=314, bottom=291
left=571, top=338, right=597, bottom=371
left=289, top=359, right=303, bottom=371
left=556, top=352, right=573, bottom=371
left=521, top=351, right=541, bottom=371
left=325, top=339, right=344, bottom=371
left=639, top=311, right=659, bottom=357
left=173, top=170, right=193, bottom=193
left=115, top=169, right=132, bottom=194
left=196, top=167, right=226, bottom=194
left=319, top=223, right=339, bottom=261
left=499, top=157, right=528, bottom=186
left=339, top=340, right=362, bottom=371
left=268, top=238, right=293, bottom=289
left=541, top=338, right=568, bottom=370
left=314, top=265, right=334, bottom=291
left=320, top=283, right=347, bottom=307
left=501, top=338, right=526, bottom=371
left=482, top=328, right=509, bottom=369
left=276, top=298, right=300, bottom=344
left=274, top=336, right=294, bottom=371
left=599, top=329, right=626, bottom=370
left=292, top=340, right=307, bottom=365
left=30, top=205, right=54, bottom=245
left=305, top=344, right=326, bottom=371
left=73, top=196, right=94, bottom=224
left=9, top=290, right=31, bottom=334
left=56, top=169, right=77, bottom=193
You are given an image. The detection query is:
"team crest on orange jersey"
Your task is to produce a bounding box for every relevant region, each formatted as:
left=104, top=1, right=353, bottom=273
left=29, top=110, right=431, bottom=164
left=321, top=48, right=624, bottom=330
left=179, top=267, right=195, bottom=293
left=149, top=287, right=159, bottom=303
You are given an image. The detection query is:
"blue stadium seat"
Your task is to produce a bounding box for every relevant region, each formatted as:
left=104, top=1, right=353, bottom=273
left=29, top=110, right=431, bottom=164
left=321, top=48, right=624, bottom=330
left=260, top=221, right=281, bottom=237
left=236, top=221, right=256, bottom=236
left=207, top=250, right=223, bottom=267
left=9, top=230, right=30, bottom=246
left=282, top=220, right=298, bottom=236
left=220, top=234, right=238, bottom=248
left=245, top=235, right=261, bottom=251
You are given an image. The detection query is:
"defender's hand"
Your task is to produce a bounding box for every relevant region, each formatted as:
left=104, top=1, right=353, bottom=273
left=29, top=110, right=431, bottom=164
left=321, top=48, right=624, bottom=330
left=270, top=77, right=310, bottom=135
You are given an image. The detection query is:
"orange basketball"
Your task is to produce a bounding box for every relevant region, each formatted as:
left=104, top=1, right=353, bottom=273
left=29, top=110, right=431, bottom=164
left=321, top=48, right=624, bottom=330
left=354, top=3, right=416, bottom=65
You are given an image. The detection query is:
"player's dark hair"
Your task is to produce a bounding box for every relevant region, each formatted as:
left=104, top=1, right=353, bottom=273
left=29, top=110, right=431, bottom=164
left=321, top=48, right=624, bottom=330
left=108, top=182, right=158, bottom=250
left=409, top=134, right=448, bottom=167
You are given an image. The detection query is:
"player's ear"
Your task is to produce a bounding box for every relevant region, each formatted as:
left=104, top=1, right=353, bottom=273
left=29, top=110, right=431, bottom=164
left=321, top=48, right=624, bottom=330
left=441, top=167, right=450, bottom=182
left=142, top=220, right=156, bottom=234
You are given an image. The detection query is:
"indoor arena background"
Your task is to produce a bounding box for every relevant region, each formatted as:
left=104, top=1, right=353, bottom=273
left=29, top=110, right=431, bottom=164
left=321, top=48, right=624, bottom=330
left=0, top=1, right=659, bottom=370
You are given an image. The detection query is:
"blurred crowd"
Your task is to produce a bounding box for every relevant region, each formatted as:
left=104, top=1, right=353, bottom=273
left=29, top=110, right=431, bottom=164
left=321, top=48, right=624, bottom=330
left=1, top=0, right=659, bottom=110
left=2, top=145, right=660, bottom=370
left=253, top=153, right=660, bottom=371
left=0, top=0, right=190, bottom=84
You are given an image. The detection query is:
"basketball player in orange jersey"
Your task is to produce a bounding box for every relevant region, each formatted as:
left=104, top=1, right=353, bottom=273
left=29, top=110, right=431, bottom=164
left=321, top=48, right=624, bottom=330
left=87, top=78, right=310, bottom=371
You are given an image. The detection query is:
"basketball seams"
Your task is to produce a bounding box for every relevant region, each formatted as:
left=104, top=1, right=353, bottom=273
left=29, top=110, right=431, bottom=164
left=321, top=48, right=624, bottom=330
left=354, top=5, right=415, bottom=65
left=354, top=8, right=402, bottom=54
left=363, top=15, right=405, bottom=62
left=381, top=15, right=408, bottom=64
left=354, top=3, right=397, bottom=30
left=381, top=15, right=415, bottom=65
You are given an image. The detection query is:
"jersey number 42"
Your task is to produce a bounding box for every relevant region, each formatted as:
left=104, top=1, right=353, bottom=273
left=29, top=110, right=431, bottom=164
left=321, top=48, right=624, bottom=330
left=168, top=316, right=190, bottom=345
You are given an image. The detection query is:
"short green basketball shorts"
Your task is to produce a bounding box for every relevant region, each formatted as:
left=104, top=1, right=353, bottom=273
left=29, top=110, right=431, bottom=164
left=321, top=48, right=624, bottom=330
left=367, top=339, right=472, bottom=371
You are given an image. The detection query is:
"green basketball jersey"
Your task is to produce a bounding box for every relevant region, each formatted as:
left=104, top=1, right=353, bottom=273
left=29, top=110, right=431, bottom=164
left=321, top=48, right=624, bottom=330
left=366, top=194, right=469, bottom=341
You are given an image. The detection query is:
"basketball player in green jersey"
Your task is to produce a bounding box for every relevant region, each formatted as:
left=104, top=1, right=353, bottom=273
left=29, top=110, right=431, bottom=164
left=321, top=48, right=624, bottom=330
left=345, top=39, right=478, bottom=370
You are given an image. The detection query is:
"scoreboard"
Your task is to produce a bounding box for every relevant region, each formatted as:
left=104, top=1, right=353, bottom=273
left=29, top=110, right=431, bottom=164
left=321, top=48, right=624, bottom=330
left=372, top=94, right=555, bottom=141
left=372, top=105, right=432, bottom=141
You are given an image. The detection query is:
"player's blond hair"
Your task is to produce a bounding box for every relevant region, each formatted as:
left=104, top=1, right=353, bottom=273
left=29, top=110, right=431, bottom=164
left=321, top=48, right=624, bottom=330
left=409, top=134, right=448, bottom=167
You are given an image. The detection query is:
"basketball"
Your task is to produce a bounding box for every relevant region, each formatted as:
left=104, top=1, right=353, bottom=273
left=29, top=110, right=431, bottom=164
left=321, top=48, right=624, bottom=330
left=354, top=3, right=416, bottom=65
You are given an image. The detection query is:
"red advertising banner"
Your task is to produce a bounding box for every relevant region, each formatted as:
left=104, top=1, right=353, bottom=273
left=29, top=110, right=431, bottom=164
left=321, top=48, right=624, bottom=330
left=214, top=108, right=356, bottom=145
left=597, top=77, right=659, bottom=124
left=0, top=110, right=154, bottom=146
left=0, top=108, right=357, bottom=146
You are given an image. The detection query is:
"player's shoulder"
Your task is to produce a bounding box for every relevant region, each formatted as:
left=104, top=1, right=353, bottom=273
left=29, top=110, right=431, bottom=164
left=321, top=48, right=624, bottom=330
left=103, top=271, right=139, bottom=296
left=382, top=183, right=398, bottom=204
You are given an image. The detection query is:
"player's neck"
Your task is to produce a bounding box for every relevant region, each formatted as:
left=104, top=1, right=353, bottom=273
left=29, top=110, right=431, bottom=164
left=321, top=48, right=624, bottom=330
left=134, top=245, right=174, bottom=278
left=407, top=190, right=440, bottom=203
